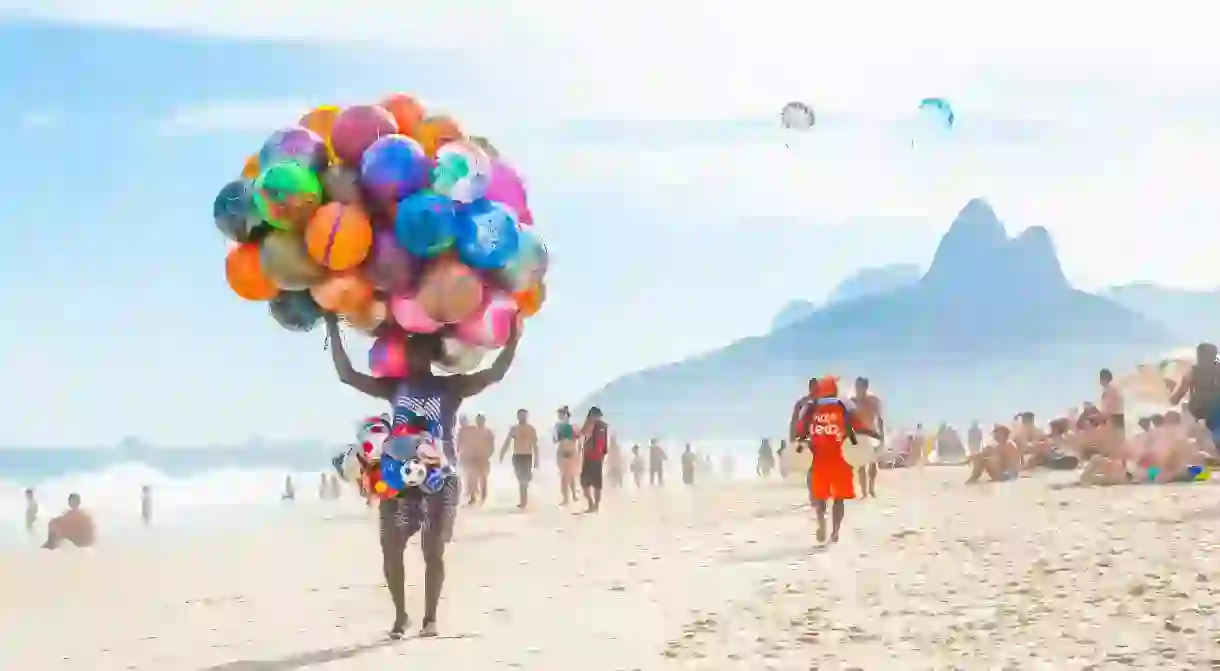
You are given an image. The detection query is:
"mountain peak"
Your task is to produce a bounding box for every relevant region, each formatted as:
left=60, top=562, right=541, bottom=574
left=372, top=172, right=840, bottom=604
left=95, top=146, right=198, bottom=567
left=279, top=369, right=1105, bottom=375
left=921, top=199, right=1067, bottom=296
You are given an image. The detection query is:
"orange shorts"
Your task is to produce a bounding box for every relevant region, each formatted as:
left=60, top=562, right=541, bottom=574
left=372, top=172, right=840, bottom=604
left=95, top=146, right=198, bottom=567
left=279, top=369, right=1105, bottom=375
left=808, top=458, right=856, bottom=501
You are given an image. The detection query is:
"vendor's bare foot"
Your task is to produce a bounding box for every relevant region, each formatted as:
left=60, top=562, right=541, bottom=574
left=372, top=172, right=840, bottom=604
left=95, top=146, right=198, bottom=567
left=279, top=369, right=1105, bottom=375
left=816, top=520, right=827, bottom=543
left=420, top=620, right=438, bottom=638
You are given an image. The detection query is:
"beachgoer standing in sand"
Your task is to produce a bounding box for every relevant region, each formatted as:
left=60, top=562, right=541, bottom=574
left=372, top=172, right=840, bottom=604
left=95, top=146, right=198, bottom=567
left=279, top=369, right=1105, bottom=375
left=324, top=312, right=520, bottom=639
left=648, top=439, right=667, bottom=486
left=457, top=415, right=479, bottom=505
left=282, top=475, right=296, bottom=502
left=681, top=444, right=697, bottom=486
left=553, top=406, right=581, bottom=505
left=141, top=485, right=153, bottom=525
left=847, top=376, right=883, bottom=497
left=1099, top=368, right=1126, bottom=449
left=24, top=488, right=38, bottom=535
left=43, top=493, right=95, bottom=550
left=757, top=439, right=775, bottom=478
left=470, top=415, right=495, bottom=505
left=579, top=407, right=610, bottom=512
left=967, top=421, right=983, bottom=457
left=793, top=377, right=859, bottom=543
left=630, top=445, right=645, bottom=487
left=607, top=435, right=625, bottom=489
left=501, top=409, right=540, bottom=509
left=777, top=440, right=790, bottom=478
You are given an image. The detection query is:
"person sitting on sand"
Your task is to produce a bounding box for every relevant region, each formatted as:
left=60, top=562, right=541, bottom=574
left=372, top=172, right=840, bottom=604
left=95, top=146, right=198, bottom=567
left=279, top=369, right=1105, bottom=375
left=629, top=444, right=646, bottom=487
left=965, top=425, right=1021, bottom=484
left=1154, top=410, right=1212, bottom=482
left=43, top=493, right=95, bottom=550
left=1024, top=418, right=1079, bottom=470
left=324, top=312, right=520, bottom=639
left=1079, top=415, right=1139, bottom=487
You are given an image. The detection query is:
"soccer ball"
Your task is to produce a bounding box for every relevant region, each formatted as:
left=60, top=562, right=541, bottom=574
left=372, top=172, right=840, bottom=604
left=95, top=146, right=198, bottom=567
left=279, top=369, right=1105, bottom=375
left=401, top=458, right=429, bottom=488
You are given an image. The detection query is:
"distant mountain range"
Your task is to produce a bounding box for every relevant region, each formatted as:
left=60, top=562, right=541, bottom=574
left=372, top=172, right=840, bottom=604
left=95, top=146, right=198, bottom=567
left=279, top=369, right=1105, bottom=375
left=582, top=198, right=1188, bottom=438
left=770, top=264, right=923, bottom=330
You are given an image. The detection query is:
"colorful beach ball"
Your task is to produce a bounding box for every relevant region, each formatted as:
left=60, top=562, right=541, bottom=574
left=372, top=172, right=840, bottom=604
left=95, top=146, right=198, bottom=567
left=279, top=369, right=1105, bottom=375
left=253, top=161, right=323, bottom=230
left=431, top=141, right=492, bottom=204
left=258, top=126, right=329, bottom=173
left=454, top=199, right=521, bottom=270
left=395, top=191, right=457, bottom=258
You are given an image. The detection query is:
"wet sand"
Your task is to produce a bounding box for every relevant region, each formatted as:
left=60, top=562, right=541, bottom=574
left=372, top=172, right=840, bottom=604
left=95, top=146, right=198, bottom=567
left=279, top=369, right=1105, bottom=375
left=2, top=468, right=1219, bottom=670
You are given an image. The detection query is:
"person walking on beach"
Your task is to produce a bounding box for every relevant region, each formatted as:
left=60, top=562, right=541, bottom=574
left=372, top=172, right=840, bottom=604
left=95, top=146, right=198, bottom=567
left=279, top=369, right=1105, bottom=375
left=777, top=440, right=790, bottom=478
left=282, top=475, right=296, bottom=502
left=580, top=407, right=610, bottom=512
left=468, top=414, right=495, bottom=505
left=1171, top=343, right=1220, bottom=443
left=24, top=488, right=38, bottom=535
left=630, top=445, right=646, bottom=487
left=553, top=406, right=581, bottom=505
left=847, top=376, right=883, bottom=497
left=681, top=444, right=697, bottom=486
left=501, top=409, right=540, bottom=509
left=42, top=493, right=95, bottom=550
left=140, top=485, right=153, bottom=526
left=324, top=312, right=520, bottom=639
left=648, top=438, right=668, bottom=486
left=794, top=377, right=859, bottom=544
left=757, top=439, right=775, bottom=477
left=607, top=434, right=625, bottom=489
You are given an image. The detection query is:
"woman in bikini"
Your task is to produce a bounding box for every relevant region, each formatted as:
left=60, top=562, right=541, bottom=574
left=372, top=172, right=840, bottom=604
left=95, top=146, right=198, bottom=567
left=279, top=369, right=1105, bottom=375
left=324, top=313, right=520, bottom=639
left=554, top=406, right=581, bottom=505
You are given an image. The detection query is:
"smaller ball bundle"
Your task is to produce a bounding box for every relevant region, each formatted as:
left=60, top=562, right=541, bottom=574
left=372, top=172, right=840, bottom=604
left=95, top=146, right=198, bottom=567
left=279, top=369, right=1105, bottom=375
left=212, top=92, right=548, bottom=369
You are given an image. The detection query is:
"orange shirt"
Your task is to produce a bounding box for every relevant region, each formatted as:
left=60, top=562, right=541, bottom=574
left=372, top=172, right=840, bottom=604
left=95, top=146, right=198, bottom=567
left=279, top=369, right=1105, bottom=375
left=808, top=398, right=850, bottom=462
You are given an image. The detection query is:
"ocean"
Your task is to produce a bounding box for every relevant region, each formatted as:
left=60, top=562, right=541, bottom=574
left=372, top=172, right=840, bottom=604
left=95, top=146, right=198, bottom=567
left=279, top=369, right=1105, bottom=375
left=0, top=440, right=772, bottom=549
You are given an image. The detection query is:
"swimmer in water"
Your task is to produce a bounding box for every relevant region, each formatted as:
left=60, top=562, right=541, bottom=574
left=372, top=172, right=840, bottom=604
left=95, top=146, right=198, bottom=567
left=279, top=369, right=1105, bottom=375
left=324, top=312, right=521, bottom=640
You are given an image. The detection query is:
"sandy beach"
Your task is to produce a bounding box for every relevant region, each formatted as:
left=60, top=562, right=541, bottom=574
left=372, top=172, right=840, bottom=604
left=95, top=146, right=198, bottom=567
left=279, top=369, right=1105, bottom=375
left=4, top=468, right=1220, bottom=670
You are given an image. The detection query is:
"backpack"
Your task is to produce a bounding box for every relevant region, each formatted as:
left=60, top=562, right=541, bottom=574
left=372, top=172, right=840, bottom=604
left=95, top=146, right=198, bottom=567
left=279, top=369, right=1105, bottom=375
left=1190, top=362, right=1220, bottom=419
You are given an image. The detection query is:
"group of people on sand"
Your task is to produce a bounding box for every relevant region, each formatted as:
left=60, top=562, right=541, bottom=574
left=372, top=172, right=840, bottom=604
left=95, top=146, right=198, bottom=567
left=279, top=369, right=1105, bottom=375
left=961, top=344, right=1220, bottom=487
left=27, top=485, right=154, bottom=550
left=487, top=405, right=612, bottom=512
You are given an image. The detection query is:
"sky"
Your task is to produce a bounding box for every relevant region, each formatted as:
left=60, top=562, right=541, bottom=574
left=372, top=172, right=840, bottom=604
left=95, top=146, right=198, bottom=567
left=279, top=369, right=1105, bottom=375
left=1, top=2, right=1219, bottom=446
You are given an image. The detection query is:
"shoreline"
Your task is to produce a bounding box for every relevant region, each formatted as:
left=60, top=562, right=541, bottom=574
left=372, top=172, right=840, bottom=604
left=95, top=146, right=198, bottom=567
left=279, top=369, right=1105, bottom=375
left=4, top=468, right=1219, bottom=669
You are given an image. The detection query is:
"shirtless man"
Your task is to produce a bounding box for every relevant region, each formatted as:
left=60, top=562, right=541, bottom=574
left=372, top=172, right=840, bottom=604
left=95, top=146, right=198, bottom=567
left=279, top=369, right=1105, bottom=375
left=847, top=377, right=884, bottom=497
left=499, top=409, right=539, bottom=509
left=1099, top=368, right=1126, bottom=444
left=1011, top=412, right=1046, bottom=468
left=965, top=425, right=1021, bottom=484
left=458, top=415, right=494, bottom=505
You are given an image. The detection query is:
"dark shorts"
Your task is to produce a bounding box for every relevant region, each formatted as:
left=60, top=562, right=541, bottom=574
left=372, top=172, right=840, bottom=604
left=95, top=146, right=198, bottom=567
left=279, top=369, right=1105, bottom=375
left=379, top=476, right=460, bottom=553
left=581, top=457, right=604, bottom=489
left=512, top=454, right=533, bottom=485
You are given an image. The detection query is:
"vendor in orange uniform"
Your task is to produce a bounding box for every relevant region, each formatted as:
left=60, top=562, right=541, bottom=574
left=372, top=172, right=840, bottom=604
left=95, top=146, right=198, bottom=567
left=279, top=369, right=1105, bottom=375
left=793, top=376, right=861, bottom=544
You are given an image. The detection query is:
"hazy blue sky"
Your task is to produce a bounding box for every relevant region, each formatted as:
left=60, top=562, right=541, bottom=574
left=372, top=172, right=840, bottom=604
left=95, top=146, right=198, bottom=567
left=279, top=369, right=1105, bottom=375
left=1, top=3, right=1218, bottom=446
